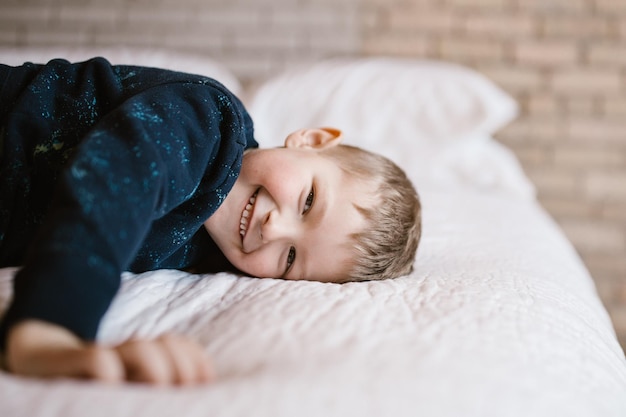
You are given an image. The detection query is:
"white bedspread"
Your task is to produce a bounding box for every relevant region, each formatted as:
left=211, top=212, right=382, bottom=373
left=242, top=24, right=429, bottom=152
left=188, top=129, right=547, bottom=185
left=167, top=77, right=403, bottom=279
left=2, top=186, right=625, bottom=416
left=1, top=49, right=625, bottom=417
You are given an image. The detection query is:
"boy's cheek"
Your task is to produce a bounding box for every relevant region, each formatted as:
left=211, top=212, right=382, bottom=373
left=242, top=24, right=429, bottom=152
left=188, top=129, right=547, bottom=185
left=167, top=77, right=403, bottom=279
left=231, top=252, right=279, bottom=279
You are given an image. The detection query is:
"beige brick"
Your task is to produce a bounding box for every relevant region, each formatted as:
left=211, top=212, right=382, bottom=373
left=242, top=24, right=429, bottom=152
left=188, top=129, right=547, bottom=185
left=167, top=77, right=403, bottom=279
left=125, top=5, right=197, bottom=25
left=205, top=8, right=270, bottom=29
left=601, top=203, right=626, bottom=222
left=603, top=96, right=626, bottom=117
left=594, top=0, right=626, bottom=14
left=594, top=279, right=617, bottom=305
left=0, top=5, right=54, bottom=24
left=515, top=41, right=579, bottom=66
left=439, top=37, right=504, bottom=61
left=309, top=32, right=360, bottom=54
left=527, top=94, right=563, bottom=117
left=44, top=0, right=118, bottom=4
left=567, top=118, right=626, bottom=143
left=365, top=0, right=432, bottom=5
left=363, top=34, right=432, bottom=57
left=552, top=69, right=622, bottom=94
left=0, top=18, right=21, bottom=32
left=154, top=29, right=224, bottom=52
left=24, top=30, right=91, bottom=46
left=464, top=13, right=535, bottom=38
left=476, top=66, right=545, bottom=93
left=607, top=306, right=626, bottom=336
left=584, top=254, right=626, bottom=282
left=612, top=280, right=626, bottom=305
left=495, top=123, right=527, bottom=143
left=294, top=0, right=361, bottom=4
left=585, top=172, right=626, bottom=202
left=499, top=118, right=568, bottom=144
left=524, top=122, right=564, bottom=143
left=271, top=7, right=348, bottom=29
left=221, top=53, right=283, bottom=81
left=565, top=97, right=598, bottom=116
left=554, top=146, right=623, bottom=168
left=527, top=169, right=582, bottom=197
left=447, top=0, right=512, bottom=9
left=543, top=16, right=612, bottom=39
left=49, top=12, right=120, bottom=34
left=603, top=303, right=623, bottom=328
left=620, top=19, right=626, bottom=38
left=231, top=32, right=303, bottom=52
left=540, top=196, right=594, bottom=218
left=0, top=30, right=19, bottom=46
left=617, top=334, right=626, bottom=352
left=91, top=31, right=162, bottom=49
left=581, top=260, right=626, bottom=282
left=588, top=43, right=626, bottom=66
left=559, top=219, right=626, bottom=253
left=57, top=5, right=119, bottom=26
left=509, top=145, right=553, bottom=167
left=388, top=8, right=458, bottom=33
left=520, top=0, right=588, bottom=14
left=360, top=7, right=379, bottom=30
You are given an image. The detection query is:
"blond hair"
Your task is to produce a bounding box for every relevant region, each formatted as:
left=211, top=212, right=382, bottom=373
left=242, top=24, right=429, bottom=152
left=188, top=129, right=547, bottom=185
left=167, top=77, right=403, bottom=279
left=320, top=144, right=422, bottom=282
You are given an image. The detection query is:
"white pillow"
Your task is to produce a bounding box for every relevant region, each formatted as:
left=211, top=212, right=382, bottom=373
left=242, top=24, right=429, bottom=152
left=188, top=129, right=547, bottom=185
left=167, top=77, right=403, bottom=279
left=247, top=58, right=533, bottom=198
left=246, top=57, right=517, bottom=148
left=0, top=46, right=242, bottom=96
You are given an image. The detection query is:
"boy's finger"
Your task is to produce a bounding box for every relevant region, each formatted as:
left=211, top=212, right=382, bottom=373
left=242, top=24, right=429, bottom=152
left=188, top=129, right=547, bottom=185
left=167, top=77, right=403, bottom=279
left=158, top=335, right=214, bottom=385
left=80, top=346, right=125, bottom=383
left=115, top=339, right=174, bottom=385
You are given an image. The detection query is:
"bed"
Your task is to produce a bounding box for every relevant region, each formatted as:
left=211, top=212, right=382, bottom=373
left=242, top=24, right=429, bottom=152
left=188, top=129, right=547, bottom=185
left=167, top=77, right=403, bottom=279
left=1, top=47, right=626, bottom=417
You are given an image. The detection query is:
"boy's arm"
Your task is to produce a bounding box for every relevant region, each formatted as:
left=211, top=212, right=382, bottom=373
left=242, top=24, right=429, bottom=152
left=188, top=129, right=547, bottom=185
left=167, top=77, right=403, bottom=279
left=6, top=320, right=214, bottom=385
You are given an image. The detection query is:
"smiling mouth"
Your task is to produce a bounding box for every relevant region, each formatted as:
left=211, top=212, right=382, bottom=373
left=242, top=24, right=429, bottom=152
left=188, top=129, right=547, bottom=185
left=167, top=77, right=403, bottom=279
left=240, top=189, right=259, bottom=241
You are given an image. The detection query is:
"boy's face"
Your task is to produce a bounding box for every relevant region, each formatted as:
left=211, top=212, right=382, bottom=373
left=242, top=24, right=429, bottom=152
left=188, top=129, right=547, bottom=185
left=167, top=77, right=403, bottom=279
left=204, top=128, right=370, bottom=283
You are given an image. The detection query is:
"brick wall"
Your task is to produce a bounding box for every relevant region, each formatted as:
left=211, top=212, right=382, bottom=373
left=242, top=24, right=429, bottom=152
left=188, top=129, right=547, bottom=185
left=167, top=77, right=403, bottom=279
left=0, top=0, right=360, bottom=82
left=1, top=0, right=625, bottom=349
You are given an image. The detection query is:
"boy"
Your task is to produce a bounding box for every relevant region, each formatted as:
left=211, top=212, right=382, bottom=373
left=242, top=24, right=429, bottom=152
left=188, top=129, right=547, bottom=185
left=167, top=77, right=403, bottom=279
left=0, top=58, right=421, bottom=385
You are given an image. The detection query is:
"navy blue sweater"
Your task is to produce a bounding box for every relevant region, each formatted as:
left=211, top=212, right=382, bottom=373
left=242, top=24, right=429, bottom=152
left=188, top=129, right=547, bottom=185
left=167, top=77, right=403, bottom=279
left=0, top=58, right=258, bottom=348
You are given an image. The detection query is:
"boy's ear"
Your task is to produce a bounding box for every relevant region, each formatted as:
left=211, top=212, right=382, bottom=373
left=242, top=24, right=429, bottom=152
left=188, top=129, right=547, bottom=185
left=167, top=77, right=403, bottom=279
left=284, top=128, right=342, bottom=150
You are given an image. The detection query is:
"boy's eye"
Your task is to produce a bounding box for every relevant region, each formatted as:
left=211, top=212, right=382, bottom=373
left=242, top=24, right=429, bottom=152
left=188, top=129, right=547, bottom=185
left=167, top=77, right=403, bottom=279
left=286, top=246, right=296, bottom=270
left=303, top=187, right=315, bottom=214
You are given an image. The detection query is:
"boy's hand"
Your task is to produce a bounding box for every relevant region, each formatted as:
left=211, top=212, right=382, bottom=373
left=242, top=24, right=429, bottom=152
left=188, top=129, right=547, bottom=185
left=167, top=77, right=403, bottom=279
left=5, top=320, right=214, bottom=385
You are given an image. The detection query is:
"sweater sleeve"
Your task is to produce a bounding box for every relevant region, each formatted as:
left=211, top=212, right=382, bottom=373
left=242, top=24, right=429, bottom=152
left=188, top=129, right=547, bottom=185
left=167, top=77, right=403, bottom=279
left=0, top=79, right=250, bottom=348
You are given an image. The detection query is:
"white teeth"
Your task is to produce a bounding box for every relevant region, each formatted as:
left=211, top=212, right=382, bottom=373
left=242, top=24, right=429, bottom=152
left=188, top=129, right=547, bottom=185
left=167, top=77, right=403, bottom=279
left=240, top=190, right=259, bottom=239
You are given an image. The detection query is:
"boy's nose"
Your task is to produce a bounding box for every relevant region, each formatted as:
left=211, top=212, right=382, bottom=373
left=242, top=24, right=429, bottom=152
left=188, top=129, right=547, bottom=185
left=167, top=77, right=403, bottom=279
left=261, top=209, right=298, bottom=243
